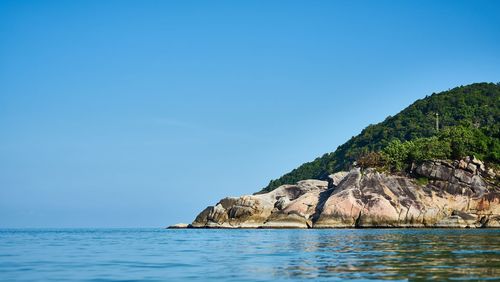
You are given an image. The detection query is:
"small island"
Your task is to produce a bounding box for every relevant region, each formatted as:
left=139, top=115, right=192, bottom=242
left=172, top=83, right=500, bottom=229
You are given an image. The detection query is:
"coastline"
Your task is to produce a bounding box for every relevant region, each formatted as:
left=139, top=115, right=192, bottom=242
left=181, top=158, right=500, bottom=230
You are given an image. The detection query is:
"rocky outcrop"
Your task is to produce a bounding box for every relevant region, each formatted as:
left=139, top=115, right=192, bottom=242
left=191, top=179, right=329, bottom=228
left=189, top=157, right=500, bottom=228
left=167, top=223, right=190, bottom=229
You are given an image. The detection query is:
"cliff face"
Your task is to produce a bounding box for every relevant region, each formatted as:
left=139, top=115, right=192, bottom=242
left=190, top=157, right=500, bottom=228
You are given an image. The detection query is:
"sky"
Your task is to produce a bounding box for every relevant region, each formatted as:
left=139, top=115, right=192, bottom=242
left=1, top=0, right=499, bottom=228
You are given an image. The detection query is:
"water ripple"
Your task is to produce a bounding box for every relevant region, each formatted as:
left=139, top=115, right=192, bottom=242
left=1, top=228, right=500, bottom=281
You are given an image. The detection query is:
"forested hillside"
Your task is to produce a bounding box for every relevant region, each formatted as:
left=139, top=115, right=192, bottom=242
left=260, top=82, right=500, bottom=193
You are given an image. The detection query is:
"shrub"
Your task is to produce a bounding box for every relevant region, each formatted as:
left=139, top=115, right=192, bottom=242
left=357, top=151, right=385, bottom=168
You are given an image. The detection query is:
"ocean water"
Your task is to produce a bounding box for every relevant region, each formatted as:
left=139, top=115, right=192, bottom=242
left=1, top=228, right=500, bottom=281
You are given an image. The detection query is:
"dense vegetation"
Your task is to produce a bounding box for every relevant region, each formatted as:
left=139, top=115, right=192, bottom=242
left=259, top=82, right=500, bottom=193
left=359, top=125, right=499, bottom=172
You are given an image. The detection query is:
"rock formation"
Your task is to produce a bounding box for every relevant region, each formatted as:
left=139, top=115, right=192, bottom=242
left=188, top=157, right=500, bottom=228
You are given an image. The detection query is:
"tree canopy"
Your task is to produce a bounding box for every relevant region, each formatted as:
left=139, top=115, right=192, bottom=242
left=259, top=82, right=500, bottom=193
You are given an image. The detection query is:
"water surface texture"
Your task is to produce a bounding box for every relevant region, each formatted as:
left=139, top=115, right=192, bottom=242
left=1, top=228, right=499, bottom=281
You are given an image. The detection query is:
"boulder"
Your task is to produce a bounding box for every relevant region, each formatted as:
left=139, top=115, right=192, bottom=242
left=487, top=168, right=496, bottom=179
left=434, top=215, right=477, bottom=228
left=191, top=179, right=328, bottom=228
left=167, top=223, right=190, bottom=229
left=458, top=160, right=468, bottom=170
left=415, top=162, right=453, bottom=181
left=189, top=158, right=499, bottom=228
left=483, top=216, right=500, bottom=228
left=328, top=171, right=349, bottom=187
left=472, top=156, right=486, bottom=171
left=466, top=163, right=477, bottom=174
left=454, top=169, right=473, bottom=184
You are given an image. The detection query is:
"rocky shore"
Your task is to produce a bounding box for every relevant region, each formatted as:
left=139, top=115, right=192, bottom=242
left=172, top=157, right=500, bottom=229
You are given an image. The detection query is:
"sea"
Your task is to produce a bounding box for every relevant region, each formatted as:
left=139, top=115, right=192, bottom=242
left=1, top=228, right=499, bottom=281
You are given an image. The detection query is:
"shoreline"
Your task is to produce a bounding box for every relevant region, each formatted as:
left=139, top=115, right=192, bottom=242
left=167, top=224, right=500, bottom=229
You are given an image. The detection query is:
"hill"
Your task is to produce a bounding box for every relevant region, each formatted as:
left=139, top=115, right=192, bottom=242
left=259, top=82, right=500, bottom=193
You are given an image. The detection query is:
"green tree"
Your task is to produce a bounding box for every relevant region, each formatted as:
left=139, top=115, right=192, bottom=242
left=409, top=136, right=451, bottom=162
left=382, top=139, right=411, bottom=171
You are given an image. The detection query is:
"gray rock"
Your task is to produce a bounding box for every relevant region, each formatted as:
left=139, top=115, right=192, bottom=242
left=167, top=223, right=190, bottom=229
left=454, top=169, right=473, bottom=184
left=487, top=168, right=496, bottom=179
left=483, top=216, right=500, bottom=228
left=189, top=158, right=499, bottom=228
left=466, top=163, right=477, bottom=174
left=208, top=204, right=228, bottom=224
left=472, top=156, right=486, bottom=171
left=458, top=160, right=468, bottom=170
left=470, top=175, right=486, bottom=195
left=274, top=196, right=290, bottom=210
left=433, top=165, right=454, bottom=180
left=451, top=210, right=477, bottom=221
left=434, top=215, right=477, bottom=228
left=415, top=162, right=453, bottom=181
left=218, top=197, right=238, bottom=210
left=328, top=171, right=349, bottom=187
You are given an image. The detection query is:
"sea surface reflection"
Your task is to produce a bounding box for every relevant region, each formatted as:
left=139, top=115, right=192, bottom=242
left=1, top=228, right=499, bottom=281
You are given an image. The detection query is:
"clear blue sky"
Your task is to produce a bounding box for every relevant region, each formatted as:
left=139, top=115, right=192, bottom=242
left=1, top=1, right=499, bottom=227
